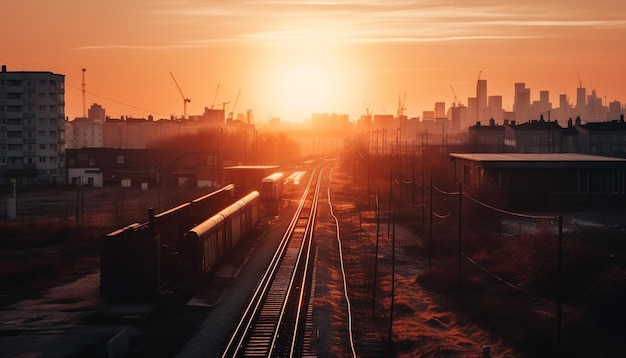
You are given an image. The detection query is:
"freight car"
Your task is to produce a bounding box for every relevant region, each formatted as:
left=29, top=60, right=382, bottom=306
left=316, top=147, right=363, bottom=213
left=261, top=172, right=284, bottom=200
left=101, top=184, right=238, bottom=301
left=184, top=191, right=260, bottom=280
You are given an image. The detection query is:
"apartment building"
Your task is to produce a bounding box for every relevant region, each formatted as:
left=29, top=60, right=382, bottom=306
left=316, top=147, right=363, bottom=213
left=0, top=65, right=66, bottom=185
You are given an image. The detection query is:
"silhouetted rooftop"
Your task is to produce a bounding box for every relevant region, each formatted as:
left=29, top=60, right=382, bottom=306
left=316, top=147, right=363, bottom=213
left=450, top=153, right=626, bottom=168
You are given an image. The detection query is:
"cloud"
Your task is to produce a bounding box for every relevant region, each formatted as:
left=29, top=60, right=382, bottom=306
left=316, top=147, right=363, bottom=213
left=74, top=0, right=626, bottom=50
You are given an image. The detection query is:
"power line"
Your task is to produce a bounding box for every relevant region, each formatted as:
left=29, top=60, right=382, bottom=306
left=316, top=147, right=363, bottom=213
left=65, top=82, right=169, bottom=117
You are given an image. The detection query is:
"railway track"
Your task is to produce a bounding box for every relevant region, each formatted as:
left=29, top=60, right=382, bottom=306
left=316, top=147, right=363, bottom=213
left=221, top=165, right=326, bottom=357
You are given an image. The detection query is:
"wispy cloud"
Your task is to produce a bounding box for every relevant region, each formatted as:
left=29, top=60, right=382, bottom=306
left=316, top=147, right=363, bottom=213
left=75, top=0, right=626, bottom=50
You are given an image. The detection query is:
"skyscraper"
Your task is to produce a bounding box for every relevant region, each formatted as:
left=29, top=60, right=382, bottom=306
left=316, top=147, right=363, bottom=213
left=0, top=65, right=66, bottom=185
left=476, top=79, right=487, bottom=121
left=514, top=83, right=531, bottom=121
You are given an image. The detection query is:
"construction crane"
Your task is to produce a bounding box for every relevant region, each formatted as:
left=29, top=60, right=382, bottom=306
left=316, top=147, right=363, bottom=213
left=450, top=85, right=459, bottom=107
left=363, top=100, right=371, bottom=116
left=577, top=72, right=583, bottom=88
left=228, top=89, right=241, bottom=121
left=396, top=93, right=407, bottom=117
left=211, top=84, right=220, bottom=109
left=170, top=71, right=190, bottom=119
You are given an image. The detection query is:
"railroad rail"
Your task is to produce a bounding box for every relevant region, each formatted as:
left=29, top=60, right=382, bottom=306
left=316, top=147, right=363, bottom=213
left=222, top=164, right=327, bottom=357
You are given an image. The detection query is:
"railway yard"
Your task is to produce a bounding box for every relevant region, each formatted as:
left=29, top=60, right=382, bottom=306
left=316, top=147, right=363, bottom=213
left=2, top=158, right=622, bottom=357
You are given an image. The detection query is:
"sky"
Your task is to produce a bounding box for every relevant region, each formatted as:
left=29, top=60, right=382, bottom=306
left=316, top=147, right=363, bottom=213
left=2, top=0, right=626, bottom=123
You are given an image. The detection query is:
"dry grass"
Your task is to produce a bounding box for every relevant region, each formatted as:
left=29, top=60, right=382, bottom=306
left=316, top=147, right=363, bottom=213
left=0, top=185, right=215, bottom=308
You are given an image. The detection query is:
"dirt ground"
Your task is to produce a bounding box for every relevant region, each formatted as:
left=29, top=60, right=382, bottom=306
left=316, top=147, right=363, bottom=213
left=311, top=164, right=521, bottom=357
left=2, top=167, right=624, bottom=357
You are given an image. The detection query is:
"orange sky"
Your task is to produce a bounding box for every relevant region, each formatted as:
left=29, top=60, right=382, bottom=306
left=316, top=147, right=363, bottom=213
left=2, top=0, right=626, bottom=122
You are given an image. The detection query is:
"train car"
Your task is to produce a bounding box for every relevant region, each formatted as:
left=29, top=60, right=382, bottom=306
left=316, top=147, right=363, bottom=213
left=261, top=172, right=285, bottom=201
left=184, top=191, right=260, bottom=280
left=101, top=184, right=237, bottom=301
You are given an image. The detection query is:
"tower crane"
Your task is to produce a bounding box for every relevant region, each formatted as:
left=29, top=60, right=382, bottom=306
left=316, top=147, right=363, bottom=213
left=396, top=93, right=407, bottom=117
left=228, top=89, right=241, bottom=121
left=170, top=71, right=190, bottom=119
left=211, top=84, right=220, bottom=109
left=577, top=72, right=583, bottom=88
left=450, top=85, right=459, bottom=107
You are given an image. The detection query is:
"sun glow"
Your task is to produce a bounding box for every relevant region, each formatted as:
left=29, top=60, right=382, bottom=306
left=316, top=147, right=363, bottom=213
left=253, top=47, right=364, bottom=123
left=279, top=63, right=332, bottom=119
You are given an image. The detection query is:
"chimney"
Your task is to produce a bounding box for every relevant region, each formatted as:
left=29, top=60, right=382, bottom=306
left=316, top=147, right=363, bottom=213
left=511, top=120, right=516, bottom=126
left=1, top=65, right=6, bottom=72
left=575, top=116, right=581, bottom=126
left=567, top=118, right=573, bottom=128
left=621, top=113, right=624, bottom=123
left=504, top=119, right=509, bottom=125
left=476, top=121, right=481, bottom=126
left=489, top=118, right=495, bottom=126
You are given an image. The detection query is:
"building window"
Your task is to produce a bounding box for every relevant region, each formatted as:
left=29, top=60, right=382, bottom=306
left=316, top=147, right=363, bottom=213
left=117, top=155, right=125, bottom=164
left=89, top=158, right=95, bottom=165
left=39, top=157, right=47, bottom=163
left=39, top=144, right=46, bottom=150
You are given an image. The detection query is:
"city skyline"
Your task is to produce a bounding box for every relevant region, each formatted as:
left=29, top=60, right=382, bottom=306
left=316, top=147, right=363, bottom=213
left=2, top=0, right=626, bottom=122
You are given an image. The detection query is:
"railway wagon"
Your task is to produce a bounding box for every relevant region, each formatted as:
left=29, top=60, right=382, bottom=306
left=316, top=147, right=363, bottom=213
left=185, top=191, right=260, bottom=280
left=151, top=184, right=235, bottom=244
left=261, top=172, right=285, bottom=200
left=100, top=184, right=236, bottom=301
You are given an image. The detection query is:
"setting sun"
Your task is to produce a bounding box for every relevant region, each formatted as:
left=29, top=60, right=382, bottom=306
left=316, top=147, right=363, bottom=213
left=1, top=1, right=625, bottom=122
left=280, top=64, right=331, bottom=118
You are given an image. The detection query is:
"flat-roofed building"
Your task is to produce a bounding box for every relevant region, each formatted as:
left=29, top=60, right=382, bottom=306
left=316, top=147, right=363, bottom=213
left=450, top=153, right=626, bottom=211
left=0, top=65, right=66, bottom=185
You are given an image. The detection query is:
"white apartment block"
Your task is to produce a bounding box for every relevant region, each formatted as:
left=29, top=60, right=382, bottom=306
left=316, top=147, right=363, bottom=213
left=0, top=65, right=66, bottom=185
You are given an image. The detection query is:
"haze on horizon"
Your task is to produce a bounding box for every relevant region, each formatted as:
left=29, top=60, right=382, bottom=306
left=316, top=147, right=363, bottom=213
left=2, top=0, right=626, bottom=123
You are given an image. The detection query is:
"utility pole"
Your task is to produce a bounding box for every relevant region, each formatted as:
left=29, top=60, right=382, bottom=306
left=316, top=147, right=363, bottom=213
left=82, top=68, right=86, bottom=118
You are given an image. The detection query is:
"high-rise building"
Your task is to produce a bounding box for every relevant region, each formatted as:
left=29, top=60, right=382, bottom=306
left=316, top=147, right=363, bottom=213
left=488, top=95, right=504, bottom=121
left=476, top=79, right=487, bottom=121
left=575, top=87, right=586, bottom=116
left=0, top=65, right=66, bottom=185
left=531, top=90, right=552, bottom=119
left=434, top=102, right=446, bottom=118
left=88, top=103, right=106, bottom=122
left=514, top=83, right=531, bottom=121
